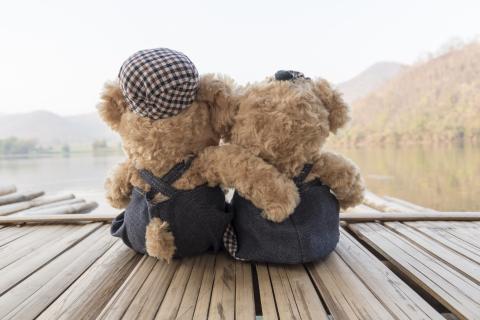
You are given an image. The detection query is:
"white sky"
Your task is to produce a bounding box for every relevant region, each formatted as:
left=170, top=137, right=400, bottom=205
left=0, top=0, right=479, bottom=115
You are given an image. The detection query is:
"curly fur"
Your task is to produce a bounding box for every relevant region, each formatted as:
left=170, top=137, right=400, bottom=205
left=99, top=74, right=301, bottom=261
left=194, top=144, right=300, bottom=222
left=145, top=218, right=176, bottom=262
left=221, top=76, right=365, bottom=210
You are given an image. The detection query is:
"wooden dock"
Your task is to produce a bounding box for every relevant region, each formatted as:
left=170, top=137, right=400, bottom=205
left=0, top=185, right=479, bottom=319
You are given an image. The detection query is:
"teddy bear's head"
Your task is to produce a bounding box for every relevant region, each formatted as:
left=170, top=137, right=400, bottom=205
left=221, top=70, right=350, bottom=176
left=97, top=49, right=234, bottom=175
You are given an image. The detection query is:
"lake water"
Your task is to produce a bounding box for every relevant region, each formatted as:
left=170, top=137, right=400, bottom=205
left=0, top=145, right=479, bottom=212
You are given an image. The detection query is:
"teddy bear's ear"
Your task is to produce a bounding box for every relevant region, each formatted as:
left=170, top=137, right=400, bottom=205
left=313, top=79, right=351, bottom=133
left=196, top=74, right=238, bottom=138
left=97, top=81, right=128, bottom=131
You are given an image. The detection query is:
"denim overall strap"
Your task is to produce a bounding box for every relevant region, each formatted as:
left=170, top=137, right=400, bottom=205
left=161, top=157, right=194, bottom=185
left=293, top=164, right=314, bottom=186
left=138, top=157, right=195, bottom=198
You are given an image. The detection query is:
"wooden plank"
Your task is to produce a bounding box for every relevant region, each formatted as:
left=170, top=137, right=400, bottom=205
left=192, top=254, right=217, bottom=320
left=0, top=191, right=44, bottom=206
left=405, top=221, right=480, bottom=263
left=340, top=211, right=480, bottom=222
left=97, top=256, right=158, bottom=319
left=0, top=184, right=16, bottom=196
left=0, top=222, right=102, bottom=295
left=235, top=261, right=255, bottom=320
left=0, top=225, right=35, bottom=247
left=17, top=201, right=98, bottom=215
left=121, top=259, right=178, bottom=319
left=37, top=240, right=140, bottom=320
left=0, top=213, right=117, bottom=224
left=385, top=222, right=480, bottom=284
left=268, top=265, right=301, bottom=320
left=208, top=253, right=235, bottom=320
left=155, top=257, right=196, bottom=319
left=308, top=251, right=394, bottom=320
left=336, top=228, right=443, bottom=319
left=176, top=254, right=216, bottom=320
left=441, top=226, right=480, bottom=250
left=255, top=264, right=278, bottom=320
left=349, top=223, right=480, bottom=319
left=283, top=265, right=329, bottom=320
left=0, top=194, right=75, bottom=216
left=0, top=224, right=72, bottom=269
left=0, top=225, right=116, bottom=320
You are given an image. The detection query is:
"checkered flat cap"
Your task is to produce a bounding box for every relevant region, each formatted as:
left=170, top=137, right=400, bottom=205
left=119, top=48, right=199, bottom=120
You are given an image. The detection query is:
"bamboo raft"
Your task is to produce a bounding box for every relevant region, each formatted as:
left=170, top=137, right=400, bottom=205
left=0, top=185, right=479, bottom=319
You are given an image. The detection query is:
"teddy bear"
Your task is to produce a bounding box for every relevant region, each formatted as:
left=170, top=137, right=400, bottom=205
left=210, top=70, right=365, bottom=263
left=98, top=48, right=300, bottom=262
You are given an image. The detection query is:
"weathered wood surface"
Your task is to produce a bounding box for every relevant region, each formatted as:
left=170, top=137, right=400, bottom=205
left=0, top=187, right=479, bottom=319
left=0, top=221, right=454, bottom=319
left=349, top=222, right=480, bottom=319
left=0, top=194, right=75, bottom=216
left=0, top=185, right=98, bottom=217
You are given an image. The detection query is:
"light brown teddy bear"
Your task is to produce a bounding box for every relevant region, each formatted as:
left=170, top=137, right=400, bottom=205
left=210, top=70, right=365, bottom=263
left=98, top=49, right=300, bottom=262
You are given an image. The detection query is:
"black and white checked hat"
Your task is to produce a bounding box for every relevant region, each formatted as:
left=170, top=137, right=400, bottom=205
left=118, top=48, right=199, bottom=120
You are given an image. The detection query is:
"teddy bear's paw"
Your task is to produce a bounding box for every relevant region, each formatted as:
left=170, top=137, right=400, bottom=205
left=145, top=218, right=176, bottom=263
left=337, top=173, right=365, bottom=209
left=261, top=185, right=300, bottom=223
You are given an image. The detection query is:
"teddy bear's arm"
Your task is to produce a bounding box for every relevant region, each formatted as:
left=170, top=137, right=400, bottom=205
left=105, top=160, right=136, bottom=209
left=308, top=151, right=365, bottom=209
left=195, top=145, right=300, bottom=222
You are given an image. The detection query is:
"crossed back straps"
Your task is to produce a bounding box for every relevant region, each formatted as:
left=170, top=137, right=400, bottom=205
left=139, top=157, right=194, bottom=198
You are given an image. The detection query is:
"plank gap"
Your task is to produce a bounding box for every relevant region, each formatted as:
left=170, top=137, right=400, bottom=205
left=303, top=263, right=332, bottom=317
left=343, top=223, right=388, bottom=262
left=381, top=258, right=456, bottom=315
left=250, top=263, right=263, bottom=317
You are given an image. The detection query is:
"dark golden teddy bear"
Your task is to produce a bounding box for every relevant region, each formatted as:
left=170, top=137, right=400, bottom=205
left=211, top=70, right=365, bottom=263
left=98, top=49, right=300, bottom=262
left=216, top=70, right=365, bottom=213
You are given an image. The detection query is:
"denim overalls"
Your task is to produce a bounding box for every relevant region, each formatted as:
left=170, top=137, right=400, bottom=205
left=224, top=164, right=340, bottom=264
left=111, top=158, right=233, bottom=258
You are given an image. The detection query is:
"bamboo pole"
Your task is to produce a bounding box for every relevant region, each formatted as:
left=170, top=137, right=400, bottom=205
left=0, top=191, right=45, bottom=206
left=0, top=185, right=17, bottom=196
left=340, top=211, right=480, bottom=222
left=21, top=198, right=86, bottom=214
left=2, top=210, right=479, bottom=225
left=0, top=194, right=75, bottom=216
left=18, top=201, right=99, bottom=216
left=0, top=213, right=118, bottom=224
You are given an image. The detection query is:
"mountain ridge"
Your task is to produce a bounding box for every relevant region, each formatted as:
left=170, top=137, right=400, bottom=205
left=336, top=61, right=407, bottom=103
left=0, top=110, right=119, bottom=148
left=335, top=42, right=480, bottom=145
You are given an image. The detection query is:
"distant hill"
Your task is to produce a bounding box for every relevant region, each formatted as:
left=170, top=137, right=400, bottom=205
left=0, top=110, right=119, bottom=150
left=337, top=62, right=407, bottom=103
left=336, top=42, right=480, bottom=145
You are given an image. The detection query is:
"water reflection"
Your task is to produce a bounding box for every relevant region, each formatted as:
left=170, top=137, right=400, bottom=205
left=335, top=145, right=480, bottom=211
left=1, top=146, right=479, bottom=212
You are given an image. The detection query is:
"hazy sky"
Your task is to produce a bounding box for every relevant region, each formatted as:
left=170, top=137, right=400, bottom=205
left=0, top=0, right=479, bottom=115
